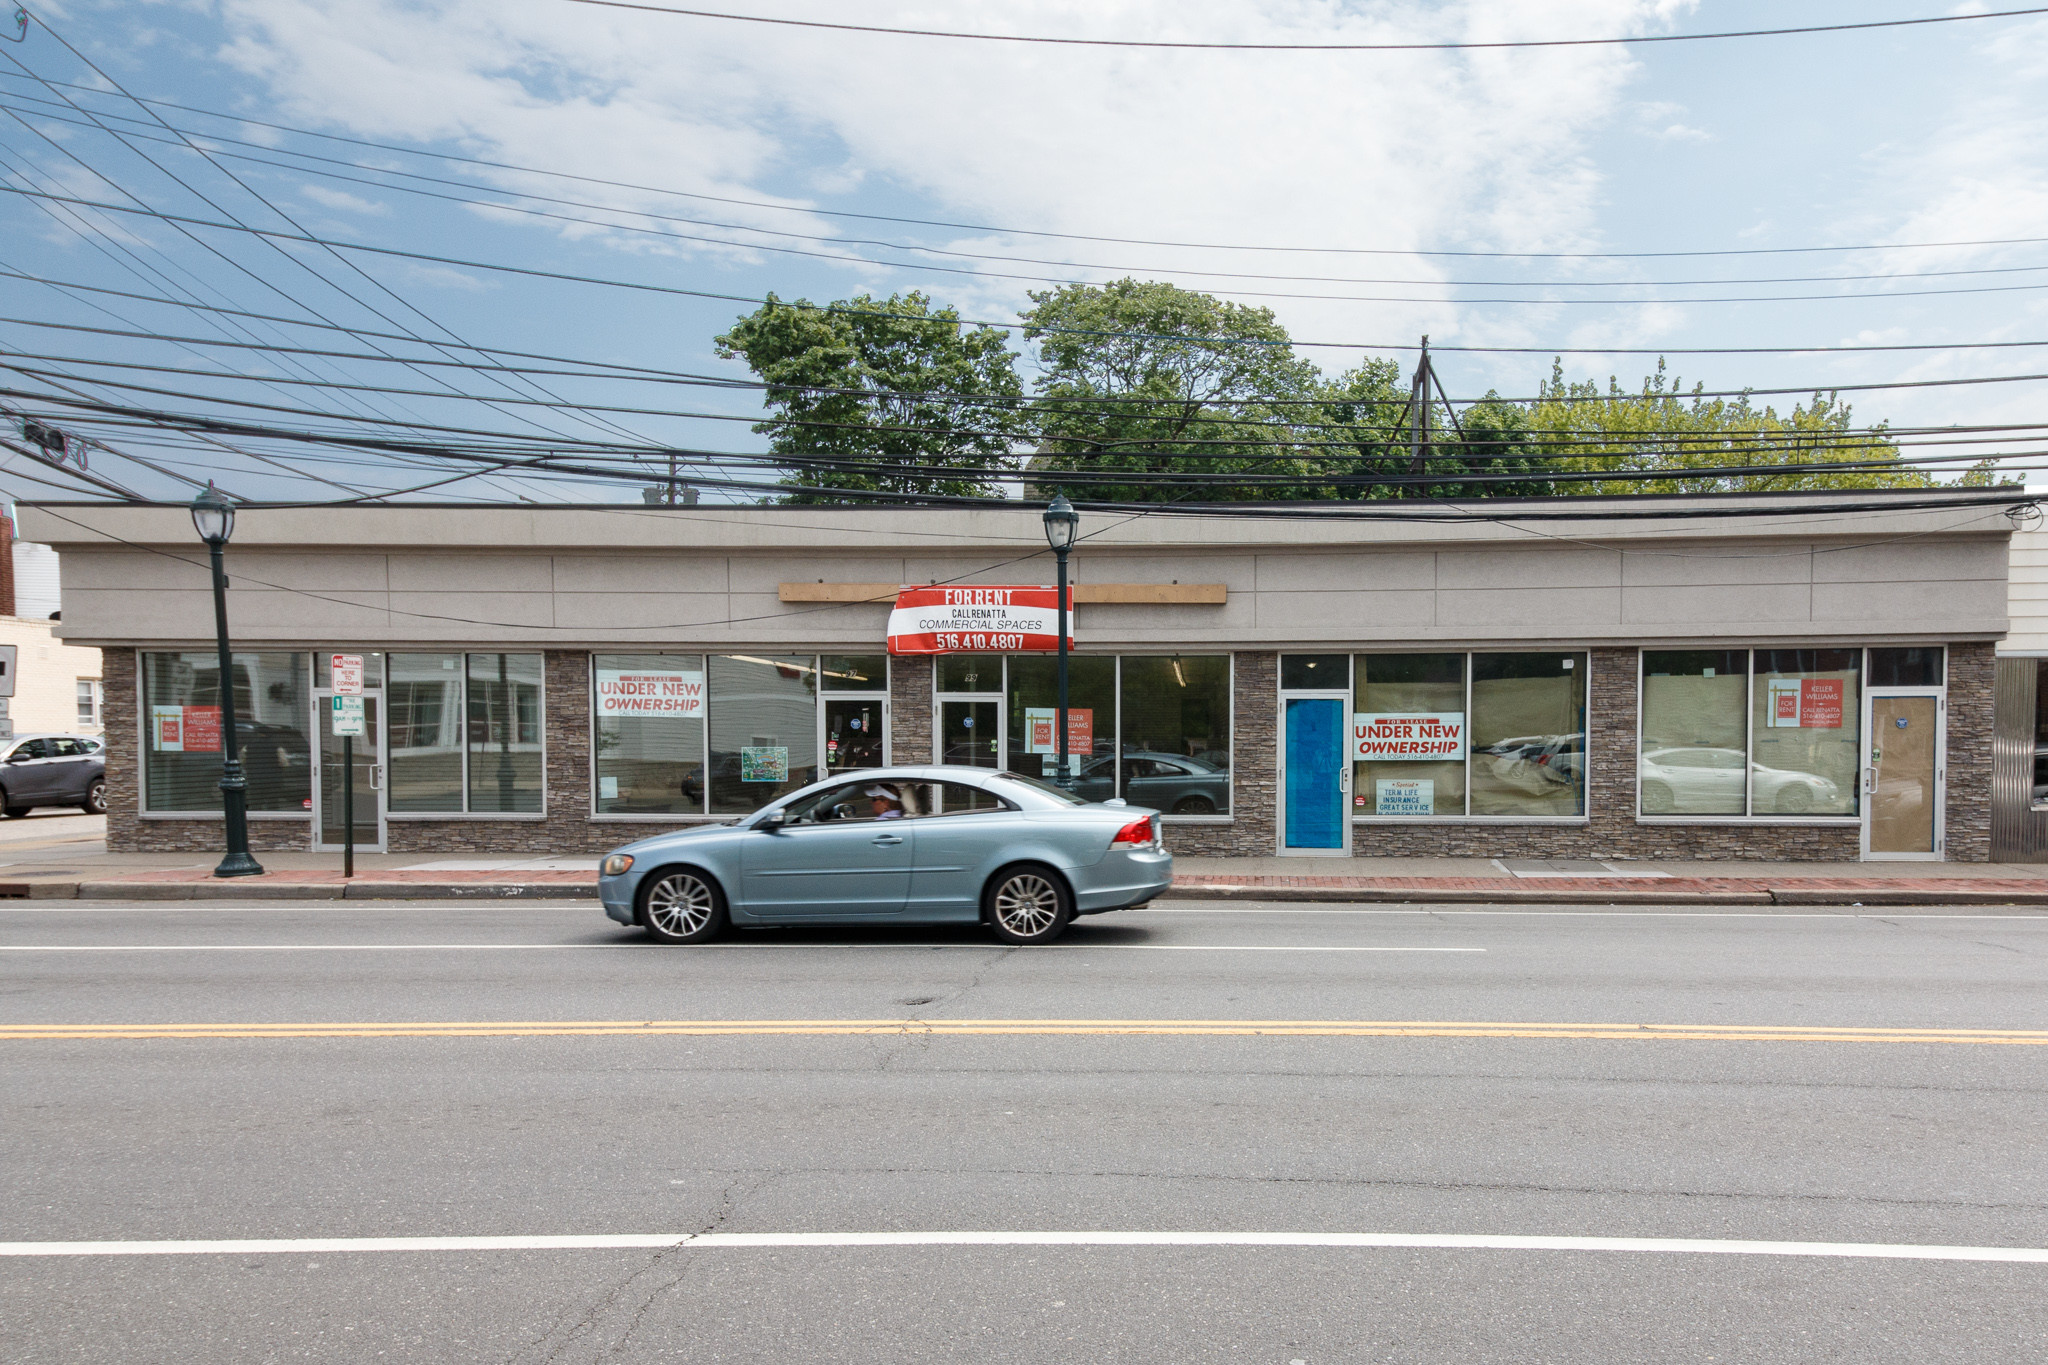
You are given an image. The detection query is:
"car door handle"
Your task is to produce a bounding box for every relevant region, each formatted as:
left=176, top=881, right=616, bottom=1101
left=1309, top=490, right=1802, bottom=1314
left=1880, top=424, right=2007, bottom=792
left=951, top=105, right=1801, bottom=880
left=871, top=834, right=904, bottom=846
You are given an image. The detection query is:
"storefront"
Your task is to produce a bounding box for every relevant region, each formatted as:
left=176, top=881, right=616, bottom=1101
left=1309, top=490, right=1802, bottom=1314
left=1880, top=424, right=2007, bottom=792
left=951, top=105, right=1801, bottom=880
left=24, top=489, right=2016, bottom=862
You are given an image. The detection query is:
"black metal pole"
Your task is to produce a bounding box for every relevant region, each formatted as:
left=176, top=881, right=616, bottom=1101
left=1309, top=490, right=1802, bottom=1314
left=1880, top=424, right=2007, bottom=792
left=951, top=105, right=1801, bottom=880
left=342, top=729, right=354, bottom=879
left=1055, top=546, right=1069, bottom=787
left=209, top=540, right=262, bottom=877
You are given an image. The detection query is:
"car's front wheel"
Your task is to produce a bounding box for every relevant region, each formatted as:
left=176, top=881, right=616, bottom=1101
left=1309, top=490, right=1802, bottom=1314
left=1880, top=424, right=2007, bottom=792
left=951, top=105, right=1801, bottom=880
left=637, top=867, right=728, bottom=945
left=984, top=864, right=1071, bottom=945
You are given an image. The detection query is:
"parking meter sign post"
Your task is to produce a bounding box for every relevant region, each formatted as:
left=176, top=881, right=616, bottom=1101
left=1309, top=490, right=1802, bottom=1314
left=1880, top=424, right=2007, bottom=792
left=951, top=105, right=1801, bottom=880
left=330, top=674, right=365, bottom=880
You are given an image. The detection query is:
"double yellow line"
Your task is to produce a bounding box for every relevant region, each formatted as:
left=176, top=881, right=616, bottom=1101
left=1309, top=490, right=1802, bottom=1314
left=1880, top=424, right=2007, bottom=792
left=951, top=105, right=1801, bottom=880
left=2, top=1019, right=2045, bottom=1044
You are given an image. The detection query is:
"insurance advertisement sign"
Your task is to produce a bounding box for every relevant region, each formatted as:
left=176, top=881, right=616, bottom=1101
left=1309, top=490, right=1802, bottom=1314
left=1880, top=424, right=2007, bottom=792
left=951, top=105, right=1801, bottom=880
left=886, top=586, right=1074, bottom=655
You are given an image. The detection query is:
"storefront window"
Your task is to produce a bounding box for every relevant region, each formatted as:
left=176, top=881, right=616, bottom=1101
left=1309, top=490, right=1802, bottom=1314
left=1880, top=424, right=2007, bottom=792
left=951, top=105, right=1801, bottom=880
left=937, top=657, right=999, bottom=692
left=1280, top=654, right=1348, bottom=690
left=1469, top=653, right=1586, bottom=817
left=708, top=654, right=819, bottom=813
left=821, top=655, right=889, bottom=776
left=593, top=653, right=705, bottom=815
left=466, top=653, right=545, bottom=814
left=1005, top=655, right=1115, bottom=785
left=141, top=651, right=310, bottom=813
left=1353, top=653, right=1465, bottom=817
left=1640, top=651, right=1749, bottom=816
left=1118, top=656, right=1232, bottom=815
left=1751, top=649, right=1859, bottom=816
left=1870, top=647, right=1944, bottom=688
left=388, top=653, right=464, bottom=812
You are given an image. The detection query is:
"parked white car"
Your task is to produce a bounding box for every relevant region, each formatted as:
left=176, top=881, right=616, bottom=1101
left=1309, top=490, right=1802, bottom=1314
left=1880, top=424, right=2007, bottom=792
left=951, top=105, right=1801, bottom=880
left=1640, top=746, right=1841, bottom=814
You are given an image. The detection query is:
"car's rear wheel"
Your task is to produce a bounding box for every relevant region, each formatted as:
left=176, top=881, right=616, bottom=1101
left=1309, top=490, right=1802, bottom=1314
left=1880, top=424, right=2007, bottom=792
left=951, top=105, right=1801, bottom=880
left=83, top=779, right=107, bottom=815
left=984, top=864, right=1071, bottom=945
left=1171, top=795, right=1215, bottom=815
left=637, top=867, right=727, bottom=945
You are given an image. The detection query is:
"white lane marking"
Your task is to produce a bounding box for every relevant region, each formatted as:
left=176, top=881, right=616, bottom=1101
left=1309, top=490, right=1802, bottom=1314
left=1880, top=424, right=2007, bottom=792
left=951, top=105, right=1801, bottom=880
left=0, top=943, right=1483, bottom=954
left=4, top=1230, right=2044, bottom=1263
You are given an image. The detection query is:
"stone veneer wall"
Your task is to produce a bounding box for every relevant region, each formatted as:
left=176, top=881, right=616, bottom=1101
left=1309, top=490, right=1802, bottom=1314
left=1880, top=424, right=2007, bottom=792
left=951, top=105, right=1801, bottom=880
left=103, top=643, right=1996, bottom=863
left=889, top=655, right=933, bottom=765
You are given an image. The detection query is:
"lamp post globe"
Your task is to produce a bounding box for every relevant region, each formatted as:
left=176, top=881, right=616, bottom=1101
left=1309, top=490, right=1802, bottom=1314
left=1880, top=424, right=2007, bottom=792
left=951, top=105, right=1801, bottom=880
left=1042, top=494, right=1079, bottom=787
left=190, top=482, right=234, bottom=547
left=192, top=484, right=262, bottom=878
left=1041, top=493, right=1078, bottom=552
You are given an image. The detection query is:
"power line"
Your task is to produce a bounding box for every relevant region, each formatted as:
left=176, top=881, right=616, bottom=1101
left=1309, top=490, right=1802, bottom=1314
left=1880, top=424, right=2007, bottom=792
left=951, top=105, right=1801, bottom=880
left=564, top=2, right=2048, bottom=53
left=21, top=95, right=2048, bottom=295
left=9, top=70, right=2048, bottom=264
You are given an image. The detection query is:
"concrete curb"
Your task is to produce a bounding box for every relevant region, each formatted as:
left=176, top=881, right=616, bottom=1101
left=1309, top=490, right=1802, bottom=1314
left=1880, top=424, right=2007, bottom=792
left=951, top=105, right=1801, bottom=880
left=339, top=882, right=597, bottom=900
left=1165, top=885, right=1777, bottom=906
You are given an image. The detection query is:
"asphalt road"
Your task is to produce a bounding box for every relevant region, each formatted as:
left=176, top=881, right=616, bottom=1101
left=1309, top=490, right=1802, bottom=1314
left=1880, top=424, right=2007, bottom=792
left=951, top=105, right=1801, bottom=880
left=4, top=898, right=2047, bottom=1363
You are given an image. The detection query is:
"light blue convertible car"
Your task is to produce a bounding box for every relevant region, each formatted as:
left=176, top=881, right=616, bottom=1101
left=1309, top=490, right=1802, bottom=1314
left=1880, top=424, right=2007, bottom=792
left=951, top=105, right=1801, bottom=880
left=598, top=765, right=1174, bottom=945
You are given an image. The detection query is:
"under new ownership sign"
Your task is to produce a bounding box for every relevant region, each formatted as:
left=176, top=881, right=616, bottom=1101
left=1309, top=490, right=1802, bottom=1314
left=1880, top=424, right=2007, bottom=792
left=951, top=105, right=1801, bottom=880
left=886, top=587, right=1074, bottom=655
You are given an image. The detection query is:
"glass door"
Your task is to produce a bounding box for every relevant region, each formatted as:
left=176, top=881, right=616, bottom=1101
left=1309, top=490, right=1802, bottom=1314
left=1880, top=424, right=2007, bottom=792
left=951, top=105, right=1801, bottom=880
left=938, top=698, right=1001, bottom=768
left=1281, top=695, right=1351, bottom=854
left=313, top=691, right=385, bottom=852
left=1864, top=691, right=1943, bottom=859
left=822, top=696, right=888, bottom=775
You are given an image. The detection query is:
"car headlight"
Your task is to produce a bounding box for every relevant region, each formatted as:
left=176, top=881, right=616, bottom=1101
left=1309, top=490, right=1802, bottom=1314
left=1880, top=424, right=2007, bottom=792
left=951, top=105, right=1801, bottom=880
left=601, top=854, right=635, bottom=877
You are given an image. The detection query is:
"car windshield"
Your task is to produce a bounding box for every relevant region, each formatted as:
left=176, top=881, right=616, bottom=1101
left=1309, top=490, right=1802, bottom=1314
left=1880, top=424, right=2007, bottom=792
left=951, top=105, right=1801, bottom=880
left=993, top=771, right=1089, bottom=806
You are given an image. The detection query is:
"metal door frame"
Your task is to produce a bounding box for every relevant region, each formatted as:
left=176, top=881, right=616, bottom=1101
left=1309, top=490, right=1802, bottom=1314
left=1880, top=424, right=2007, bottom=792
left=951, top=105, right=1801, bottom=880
left=310, top=685, right=388, bottom=853
left=1861, top=686, right=1945, bottom=861
left=933, top=693, right=1005, bottom=769
left=1277, top=690, right=1353, bottom=857
left=819, top=691, right=891, bottom=775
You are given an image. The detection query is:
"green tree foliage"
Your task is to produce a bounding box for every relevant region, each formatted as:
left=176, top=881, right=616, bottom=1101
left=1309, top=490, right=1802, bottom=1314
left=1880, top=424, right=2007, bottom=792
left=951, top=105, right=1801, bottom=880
left=715, top=291, right=1022, bottom=503
left=1021, top=279, right=1327, bottom=503
left=1308, top=359, right=1558, bottom=499
left=1527, top=360, right=1928, bottom=493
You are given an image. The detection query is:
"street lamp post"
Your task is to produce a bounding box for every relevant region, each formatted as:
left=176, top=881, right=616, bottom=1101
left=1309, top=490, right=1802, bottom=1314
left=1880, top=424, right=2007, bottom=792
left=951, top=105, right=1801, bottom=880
left=1041, top=494, right=1079, bottom=787
left=190, top=484, right=263, bottom=878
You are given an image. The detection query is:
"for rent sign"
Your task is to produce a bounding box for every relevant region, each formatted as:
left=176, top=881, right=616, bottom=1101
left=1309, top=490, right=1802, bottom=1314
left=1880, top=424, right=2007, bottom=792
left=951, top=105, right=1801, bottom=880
left=1354, top=712, right=1466, bottom=761
left=595, top=667, right=705, bottom=718
left=886, top=586, right=1074, bottom=655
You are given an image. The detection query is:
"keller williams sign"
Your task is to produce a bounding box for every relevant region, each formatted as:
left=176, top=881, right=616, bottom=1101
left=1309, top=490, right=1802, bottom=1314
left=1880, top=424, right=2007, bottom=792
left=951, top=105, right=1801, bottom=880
left=886, top=586, right=1075, bottom=655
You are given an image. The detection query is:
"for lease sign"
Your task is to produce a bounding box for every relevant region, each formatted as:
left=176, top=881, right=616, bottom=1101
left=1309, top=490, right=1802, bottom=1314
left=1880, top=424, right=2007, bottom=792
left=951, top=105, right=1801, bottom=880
left=595, top=667, right=705, bottom=718
left=886, top=586, right=1074, bottom=655
left=1354, top=712, right=1466, bottom=761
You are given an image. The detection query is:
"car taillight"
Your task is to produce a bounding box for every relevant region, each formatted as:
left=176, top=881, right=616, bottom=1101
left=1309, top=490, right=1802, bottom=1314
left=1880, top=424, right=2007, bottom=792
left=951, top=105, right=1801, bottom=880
left=1111, top=816, right=1155, bottom=846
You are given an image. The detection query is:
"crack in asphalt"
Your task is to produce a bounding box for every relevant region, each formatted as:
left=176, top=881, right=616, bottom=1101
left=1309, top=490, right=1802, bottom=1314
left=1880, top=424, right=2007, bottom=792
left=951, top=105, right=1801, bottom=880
left=870, top=945, right=1020, bottom=1073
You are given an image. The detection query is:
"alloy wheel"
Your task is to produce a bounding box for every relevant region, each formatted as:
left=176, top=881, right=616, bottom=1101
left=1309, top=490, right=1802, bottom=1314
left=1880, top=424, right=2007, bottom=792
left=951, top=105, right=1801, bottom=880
left=643, top=871, right=719, bottom=940
left=993, top=873, right=1061, bottom=938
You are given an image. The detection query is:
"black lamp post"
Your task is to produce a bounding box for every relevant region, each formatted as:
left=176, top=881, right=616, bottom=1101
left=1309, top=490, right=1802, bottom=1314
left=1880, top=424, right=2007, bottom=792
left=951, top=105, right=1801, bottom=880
left=1041, top=493, right=1080, bottom=786
left=191, top=484, right=263, bottom=878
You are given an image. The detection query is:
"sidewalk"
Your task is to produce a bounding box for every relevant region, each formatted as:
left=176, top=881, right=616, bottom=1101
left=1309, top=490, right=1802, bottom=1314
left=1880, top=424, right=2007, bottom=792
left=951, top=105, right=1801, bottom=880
left=6, top=818, right=2048, bottom=905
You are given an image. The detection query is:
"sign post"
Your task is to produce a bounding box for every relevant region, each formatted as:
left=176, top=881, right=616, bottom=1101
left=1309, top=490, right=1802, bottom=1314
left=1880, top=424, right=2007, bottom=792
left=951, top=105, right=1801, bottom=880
left=330, top=655, right=364, bottom=878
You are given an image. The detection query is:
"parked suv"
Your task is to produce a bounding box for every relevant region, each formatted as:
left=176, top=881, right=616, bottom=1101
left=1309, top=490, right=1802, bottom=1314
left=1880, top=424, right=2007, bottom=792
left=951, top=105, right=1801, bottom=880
left=0, top=733, right=107, bottom=817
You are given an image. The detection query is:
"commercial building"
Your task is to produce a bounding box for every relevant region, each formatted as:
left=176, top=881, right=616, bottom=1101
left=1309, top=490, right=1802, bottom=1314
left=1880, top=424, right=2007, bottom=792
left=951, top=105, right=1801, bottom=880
left=21, top=489, right=2020, bottom=863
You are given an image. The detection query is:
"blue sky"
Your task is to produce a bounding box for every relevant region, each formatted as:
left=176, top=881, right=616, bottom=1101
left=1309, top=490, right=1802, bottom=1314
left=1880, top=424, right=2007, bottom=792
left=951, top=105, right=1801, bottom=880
left=2, top=0, right=2046, bottom=503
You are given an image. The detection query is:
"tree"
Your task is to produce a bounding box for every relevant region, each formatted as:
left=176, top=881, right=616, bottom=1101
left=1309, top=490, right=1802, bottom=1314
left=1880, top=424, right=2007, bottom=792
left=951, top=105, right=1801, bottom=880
left=715, top=291, right=1022, bottom=503
left=1527, top=360, right=1930, bottom=493
left=1307, top=360, right=1558, bottom=500
left=1021, top=279, right=1327, bottom=503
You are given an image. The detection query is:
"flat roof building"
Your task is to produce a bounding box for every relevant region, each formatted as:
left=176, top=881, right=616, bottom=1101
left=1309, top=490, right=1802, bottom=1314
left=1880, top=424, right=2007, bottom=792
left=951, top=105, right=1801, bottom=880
left=23, top=488, right=2021, bottom=863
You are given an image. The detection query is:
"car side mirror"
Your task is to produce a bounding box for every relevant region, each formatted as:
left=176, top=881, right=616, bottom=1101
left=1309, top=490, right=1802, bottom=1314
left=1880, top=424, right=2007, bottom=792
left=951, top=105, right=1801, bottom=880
left=756, top=808, right=787, bottom=831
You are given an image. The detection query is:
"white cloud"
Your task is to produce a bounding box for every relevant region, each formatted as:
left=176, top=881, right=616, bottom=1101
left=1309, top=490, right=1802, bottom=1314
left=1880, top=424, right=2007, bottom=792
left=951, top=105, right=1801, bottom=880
left=211, top=0, right=1695, bottom=357
left=299, top=183, right=388, bottom=214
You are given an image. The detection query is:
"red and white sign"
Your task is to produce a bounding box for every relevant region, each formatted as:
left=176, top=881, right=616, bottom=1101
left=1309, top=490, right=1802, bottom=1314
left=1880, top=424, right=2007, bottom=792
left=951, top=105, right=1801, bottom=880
left=886, top=586, right=1074, bottom=655
left=1766, top=678, right=1844, bottom=729
left=596, top=667, right=705, bottom=718
left=150, top=704, right=222, bottom=753
left=330, top=653, right=364, bottom=696
left=1354, top=712, right=1466, bottom=761
left=1024, top=707, right=1093, bottom=755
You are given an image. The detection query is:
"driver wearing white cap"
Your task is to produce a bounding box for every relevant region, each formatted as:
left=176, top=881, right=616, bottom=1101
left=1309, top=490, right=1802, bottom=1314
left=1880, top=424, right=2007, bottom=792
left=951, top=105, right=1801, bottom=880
left=866, top=783, right=904, bottom=819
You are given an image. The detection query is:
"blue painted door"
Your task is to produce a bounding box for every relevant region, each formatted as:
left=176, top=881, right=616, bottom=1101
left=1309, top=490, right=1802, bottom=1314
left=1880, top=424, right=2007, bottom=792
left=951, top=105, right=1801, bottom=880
left=1284, top=698, right=1347, bottom=851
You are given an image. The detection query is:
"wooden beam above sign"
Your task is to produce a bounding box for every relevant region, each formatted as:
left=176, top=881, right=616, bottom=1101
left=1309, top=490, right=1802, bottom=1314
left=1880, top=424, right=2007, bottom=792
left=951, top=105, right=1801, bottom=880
left=778, top=582, right=1227, bottom=605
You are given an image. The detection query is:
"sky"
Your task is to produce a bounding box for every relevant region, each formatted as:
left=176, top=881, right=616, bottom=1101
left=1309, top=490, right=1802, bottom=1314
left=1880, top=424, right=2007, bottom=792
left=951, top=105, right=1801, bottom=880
left=2, top=0, right=2047, bottom=504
